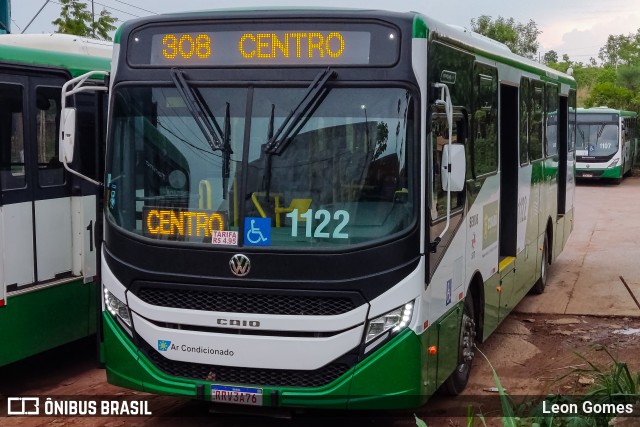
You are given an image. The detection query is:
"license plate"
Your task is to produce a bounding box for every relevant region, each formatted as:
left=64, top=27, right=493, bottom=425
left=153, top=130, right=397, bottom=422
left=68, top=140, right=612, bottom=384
left=582, top=173, right=593, bottom=178
left=211, top=384, right=263, bottom=406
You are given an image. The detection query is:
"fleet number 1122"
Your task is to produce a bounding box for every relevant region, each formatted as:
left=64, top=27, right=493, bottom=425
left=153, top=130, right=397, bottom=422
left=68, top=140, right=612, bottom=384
left=286, top=209, right=349, bottom=239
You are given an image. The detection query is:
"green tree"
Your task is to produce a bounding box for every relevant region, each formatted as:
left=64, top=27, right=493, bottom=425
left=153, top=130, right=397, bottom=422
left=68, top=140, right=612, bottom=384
left=616, top=66, right=640, bottom=92
left=585, top=82, right=634, bottom=110
left=543, top=50, right=558, bottom=64
left=91, top=9, right=117, bottom=40
left=598, top=30, right=640, bottom=67
left=470, top=15, right=541, bottom=59
left=52, top=0, right=117, bottom=40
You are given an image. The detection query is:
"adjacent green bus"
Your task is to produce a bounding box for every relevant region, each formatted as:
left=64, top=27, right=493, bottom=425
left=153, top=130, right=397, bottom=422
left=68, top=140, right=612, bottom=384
left=65, top=9, right=576, bottom=409
left=575, top=107, right=637, bottom=183
left=0, top=34, right=110, bottom=366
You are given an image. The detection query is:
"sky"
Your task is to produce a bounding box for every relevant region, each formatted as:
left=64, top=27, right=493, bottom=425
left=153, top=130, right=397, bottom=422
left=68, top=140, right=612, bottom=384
left=11, top=0, right=640, bottom=63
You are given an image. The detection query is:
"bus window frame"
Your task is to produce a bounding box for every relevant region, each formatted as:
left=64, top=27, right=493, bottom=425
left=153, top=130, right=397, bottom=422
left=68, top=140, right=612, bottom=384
left=429, top=106, right=467, bottom=225
left=528, top=80, right=544, bottom=162
left=519, top=77, right=530, bottom=166
left=0, top=79, right=28, bottom=193
left=544, top=82, right=559, bottom=159
left=471, top=64, right=498, bottom=179
left=34, top=84, right=65, bottom=189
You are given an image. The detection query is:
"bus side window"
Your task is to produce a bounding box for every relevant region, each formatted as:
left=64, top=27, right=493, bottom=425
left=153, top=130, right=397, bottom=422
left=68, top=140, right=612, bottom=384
left=529, top=82, right=544, bottom=161
left=0, top=83, right=26, bottom=190
left=545, top=83, right=558, bottom=157
left=36, top=86, right=64, bottom=187
left=569, top=89, right=576, bottom=153
left=519, top=78, right=530, bottom=165
left=472, top=70, right=498, bottom=176
left=430, top=108, right=467, bottom=220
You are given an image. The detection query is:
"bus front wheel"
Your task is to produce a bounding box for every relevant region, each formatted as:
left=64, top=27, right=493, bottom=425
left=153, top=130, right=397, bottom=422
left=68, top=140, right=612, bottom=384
left=443, top=294, right=476, bottom=395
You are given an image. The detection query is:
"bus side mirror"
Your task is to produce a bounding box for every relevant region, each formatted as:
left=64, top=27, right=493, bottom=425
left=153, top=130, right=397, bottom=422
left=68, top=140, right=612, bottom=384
left=441, top=143, right=466, bottom=192
left=59, top=107, right=77, bottom=164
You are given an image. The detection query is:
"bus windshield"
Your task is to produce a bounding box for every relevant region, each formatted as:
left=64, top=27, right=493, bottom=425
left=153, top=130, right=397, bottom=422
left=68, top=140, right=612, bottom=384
left=107, top=85, right=414, bottom=249
left=576, top=122, right=619, bottom=158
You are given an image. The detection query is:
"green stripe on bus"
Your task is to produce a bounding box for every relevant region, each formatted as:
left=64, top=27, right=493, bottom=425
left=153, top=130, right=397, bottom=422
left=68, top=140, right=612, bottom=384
left=413, top=16, right=428, bottom=39
left=103, top=312, right=437, bottom=409
left=0, top=280, right=96, bottom=367
left=0, top=45, right=110, bottom=78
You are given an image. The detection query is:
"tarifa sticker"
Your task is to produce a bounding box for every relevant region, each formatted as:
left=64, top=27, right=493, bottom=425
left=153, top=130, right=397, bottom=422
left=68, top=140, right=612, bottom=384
left=212, top=230, right=238, bottom=246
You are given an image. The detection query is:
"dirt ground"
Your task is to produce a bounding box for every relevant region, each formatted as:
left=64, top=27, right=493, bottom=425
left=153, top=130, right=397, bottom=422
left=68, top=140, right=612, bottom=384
left=1, top=311, right=639, bottom=427
left=435, top=311, right=640, bottom=426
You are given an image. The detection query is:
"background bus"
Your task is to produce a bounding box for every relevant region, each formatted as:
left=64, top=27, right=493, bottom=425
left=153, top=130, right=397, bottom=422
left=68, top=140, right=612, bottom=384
left=69, top=9, right=576, bottom=409
left=0, top=34, right=110, bottom=366
left=575, top=107, right=637, bottom=183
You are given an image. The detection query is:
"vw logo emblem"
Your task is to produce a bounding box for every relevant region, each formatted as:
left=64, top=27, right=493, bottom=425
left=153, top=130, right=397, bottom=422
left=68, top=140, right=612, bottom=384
left=229, top=254, right=251, bottom=277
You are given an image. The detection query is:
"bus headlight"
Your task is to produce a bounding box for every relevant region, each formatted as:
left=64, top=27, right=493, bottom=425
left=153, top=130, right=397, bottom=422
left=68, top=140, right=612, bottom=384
left=365, top=302, right=413, bottom=343
left=104, top=287, right=132, bottom=327
left=609, top=159, right=619, bottom=168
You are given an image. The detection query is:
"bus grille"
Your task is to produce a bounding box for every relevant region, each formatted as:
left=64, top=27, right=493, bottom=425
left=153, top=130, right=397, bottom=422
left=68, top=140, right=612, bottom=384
left=135, top=287, right=356, bottom=316
left=142, top=344, right=352, bottom=388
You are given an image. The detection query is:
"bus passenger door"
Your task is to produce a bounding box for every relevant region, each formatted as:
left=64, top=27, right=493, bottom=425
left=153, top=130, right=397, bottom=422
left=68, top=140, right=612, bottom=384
left=564, top=91, right=576, bottom=248
left=498, top=83, right=520, bottom=315
left=30, top=76, right=73, bottom=283
left=543, top=84, right=559, bottom=255
left=555, top=96, right=569, bottom=256
left=0, top=74, right=35, bottom=291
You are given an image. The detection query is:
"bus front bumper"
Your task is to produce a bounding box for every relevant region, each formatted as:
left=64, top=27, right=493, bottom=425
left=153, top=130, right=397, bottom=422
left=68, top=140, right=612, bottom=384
left=102, top=312, right=428, bottom=410
left=576, top=165, right=621, bottom=179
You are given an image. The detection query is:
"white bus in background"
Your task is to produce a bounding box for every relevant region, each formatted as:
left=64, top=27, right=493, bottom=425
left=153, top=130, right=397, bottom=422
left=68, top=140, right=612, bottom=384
left=0, top=34, right=110, bottom=366
left=575, top=107, right=637, bottom=183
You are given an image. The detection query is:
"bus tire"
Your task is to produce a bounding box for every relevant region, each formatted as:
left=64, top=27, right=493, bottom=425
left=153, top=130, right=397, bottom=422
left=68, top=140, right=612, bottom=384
left=531, top=234, right=548, bottom=294
left=442, top=294, right=476, bottom=395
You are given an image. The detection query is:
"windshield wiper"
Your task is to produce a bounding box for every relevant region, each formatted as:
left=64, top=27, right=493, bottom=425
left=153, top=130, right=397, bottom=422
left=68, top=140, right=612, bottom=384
left=169, top=68, right=225, bottom=153
left=264, top=67, right=336, bottom=155
left=170, top=68, right=233, bottom=200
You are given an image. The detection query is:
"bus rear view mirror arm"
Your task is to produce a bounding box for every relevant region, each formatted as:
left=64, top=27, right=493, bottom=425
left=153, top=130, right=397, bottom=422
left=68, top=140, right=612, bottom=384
left=59, top=70, right=109, bottom=186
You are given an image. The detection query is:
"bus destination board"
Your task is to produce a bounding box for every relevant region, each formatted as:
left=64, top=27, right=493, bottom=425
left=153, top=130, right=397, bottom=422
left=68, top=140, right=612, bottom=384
left=127, top=22, right=399, bottom=67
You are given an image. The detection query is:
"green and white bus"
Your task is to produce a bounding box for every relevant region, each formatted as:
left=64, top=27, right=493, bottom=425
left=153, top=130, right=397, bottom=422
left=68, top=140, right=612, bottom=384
left=65, top=9, right=576, bottom=409
left=575, top=107, right=637, bottom=183
left=0, top=34, right=110, bottom=366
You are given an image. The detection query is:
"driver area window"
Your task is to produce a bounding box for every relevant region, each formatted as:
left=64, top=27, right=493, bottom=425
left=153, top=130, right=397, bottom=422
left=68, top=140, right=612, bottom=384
left=430, top=107, right=467, bottom=221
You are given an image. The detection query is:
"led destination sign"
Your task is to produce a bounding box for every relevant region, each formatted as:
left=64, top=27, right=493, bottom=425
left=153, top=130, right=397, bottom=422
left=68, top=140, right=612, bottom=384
left=143, top=207, right=226, bottom=239
left=128, top=22, right=399, bottom=67
left=150, top=30, right=370, bottom=66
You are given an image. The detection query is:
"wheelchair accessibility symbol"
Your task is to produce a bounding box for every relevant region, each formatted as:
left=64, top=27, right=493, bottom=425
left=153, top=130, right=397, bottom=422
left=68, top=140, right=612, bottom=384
left=244, top=217, right=271, bottom=246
